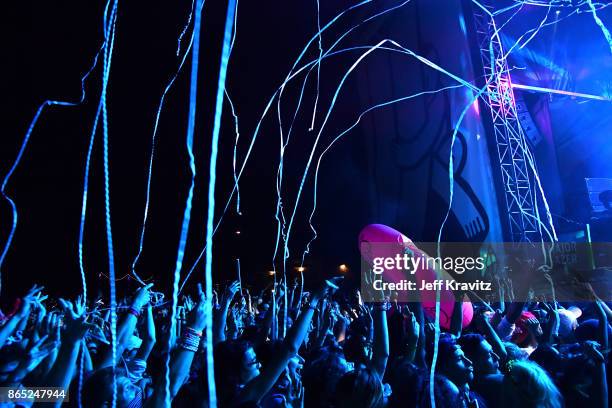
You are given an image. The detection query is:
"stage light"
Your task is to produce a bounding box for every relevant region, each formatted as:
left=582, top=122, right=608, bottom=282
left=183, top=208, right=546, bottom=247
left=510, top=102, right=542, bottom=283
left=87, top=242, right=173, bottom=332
left=268, top=270, right=276, bottom=276
left=296, top=266, right=306, bottom=273
left=511, top=83, right=611, bottom=101
left=338, top=264, right=349, bottom=273
left=235, top=230, right=241, bottom=235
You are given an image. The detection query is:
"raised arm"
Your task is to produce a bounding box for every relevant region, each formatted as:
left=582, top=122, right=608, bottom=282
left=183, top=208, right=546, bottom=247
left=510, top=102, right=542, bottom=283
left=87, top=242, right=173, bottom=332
left=495, top=301, right=526, bottom=339
left=97, top=284, right=152, bottom=368
left=401, top=306, right=420, bottom=363
left=449, top=291, right=466, bottom=338
left=39, top=307, right=94, bottom=408
left=409, top=302, right=427, bottom=368
left=293, top=275, right=304, bottom=314
left=81, top=338, right=94, bottom=373
left=35, top=312, right=62, bottom=378
left=146, top=283, right=211, bottom=406
left=538, top=303, right=559, bottom=346
left=0, top=285, right=42, bottom=347
left=237, top=278, right=341, bottom=405
left=5, top=334, right=58, bottom=387
left=583, top=341, right=608, bottom=408
left=135, top=305, right=156, bottom=362
left=474, top=308, right=507, bottom=361
left=213, top=280, right=240, bottom=345
left=370, top=304, right=389, bottom=378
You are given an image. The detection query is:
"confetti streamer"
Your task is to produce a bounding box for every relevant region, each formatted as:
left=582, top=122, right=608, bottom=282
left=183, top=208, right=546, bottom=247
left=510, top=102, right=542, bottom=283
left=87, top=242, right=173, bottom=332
left=130, top=0, right=204, bottom=284
left=98, top=1, right=120, bottom=407
left=181, top=39, right=472, bottom=293
left=181, top=0, right=382, bottom=292
left=301, top=85, right=465, bottom=265
left=75, top=2, right=117, bottom=406
left=587, top=0, right=612, bottom=55
left=227, top=0, right=241, bottom=215
left=272, top=3, right=415, bottom=299
left=281, top=36, right=480, bottom=274
left=309, top=0, right=324, bottom=131
left=203, top=0, right=238, bottom=406
left=164, top=0, right=206, bottom=405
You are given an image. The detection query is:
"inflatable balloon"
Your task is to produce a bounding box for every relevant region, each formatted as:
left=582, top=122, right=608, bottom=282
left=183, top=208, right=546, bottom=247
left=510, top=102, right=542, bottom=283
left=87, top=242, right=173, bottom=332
left=358, top=223, right=473, bottom=329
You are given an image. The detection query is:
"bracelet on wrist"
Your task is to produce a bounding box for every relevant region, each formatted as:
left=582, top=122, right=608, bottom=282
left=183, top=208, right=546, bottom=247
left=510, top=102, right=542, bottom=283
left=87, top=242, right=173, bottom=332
left=127, top=307, right=141, bottom=318
left=178, top=330, right=201, bottom=352
left=185, top=326, right=203, bottom=337
left=180, top=330, right=202, bottom=344
left=178, top=340, right=199, bottom=352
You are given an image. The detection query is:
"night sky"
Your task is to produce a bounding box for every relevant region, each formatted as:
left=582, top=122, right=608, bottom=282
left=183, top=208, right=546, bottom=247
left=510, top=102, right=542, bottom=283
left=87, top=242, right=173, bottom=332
left=0, top=0, right=391, bottom=301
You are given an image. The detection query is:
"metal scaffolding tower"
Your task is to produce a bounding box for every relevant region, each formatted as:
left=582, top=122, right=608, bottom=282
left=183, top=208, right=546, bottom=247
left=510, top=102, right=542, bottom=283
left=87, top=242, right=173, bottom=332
left=471, top=2, right=542, bottom=242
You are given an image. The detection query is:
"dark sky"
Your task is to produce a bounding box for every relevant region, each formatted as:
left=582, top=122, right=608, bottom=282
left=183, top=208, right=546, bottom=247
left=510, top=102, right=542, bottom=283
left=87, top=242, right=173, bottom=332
left=0, top=0, right=395, bottom=301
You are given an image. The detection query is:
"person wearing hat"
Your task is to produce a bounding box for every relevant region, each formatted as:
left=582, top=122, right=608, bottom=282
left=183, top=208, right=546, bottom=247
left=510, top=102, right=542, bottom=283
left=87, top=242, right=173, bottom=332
left=511, top=311, right=542, bottom=356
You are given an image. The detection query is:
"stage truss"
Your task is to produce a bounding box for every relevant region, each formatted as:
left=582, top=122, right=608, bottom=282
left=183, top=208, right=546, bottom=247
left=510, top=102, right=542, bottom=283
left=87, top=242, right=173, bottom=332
left=472, top=3, right=544, bottom=243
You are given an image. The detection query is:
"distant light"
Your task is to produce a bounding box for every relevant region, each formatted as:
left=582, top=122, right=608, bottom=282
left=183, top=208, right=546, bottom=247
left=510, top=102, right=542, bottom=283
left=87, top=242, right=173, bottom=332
left=555, top=10, right=560, bottom=15
left=235, top=230, right=241, bottom=235
left=268, top=270, right=276, bottom=276
left=296, top=266, right=306, bottom=273
left=476, top=133, right=481, bottom=140
left=339, top=264, right=349, bottom=273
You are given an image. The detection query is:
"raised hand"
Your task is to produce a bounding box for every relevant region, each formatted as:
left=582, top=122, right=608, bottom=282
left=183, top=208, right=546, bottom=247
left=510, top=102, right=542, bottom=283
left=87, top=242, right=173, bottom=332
left=312, top=277, right=343, bottom=302
left=221, top=281, right=241, bottom=306
left=317, top=303, right=334, bottom=337
left=183, top=295, right=195, bottom=314
left=472, top=307, right=491, bottom=333
left=132, top=283, right=154, bottom=310
left=74, top=295, right=86, bottom=317
left=424, top=322, right=437, bottom=340
left=356, top=290, right=363, bottom=306
left=86, top=321, right=109, bottom=345
left=17, top=285, right=45, bottom=318
left=21, top=334, right=59, bottom=372
left=358, top=302, right=371, bottom=317
left=58, top=298, right=77, bottom=319
left=40, top=312, right=62, bottom=342
left=24, top=284, right=44, bottom=300
left=402, top=306, right=420, bottom=345
left=58, top=298, right=95, bottom=344
left=187, top=283, right=212, bottom=332
left=227, top=307, right=240, bottom=336
left=33, top=296, right=48, bottom=340
left=63, top=314, right=95, bottom=344
left=525, top=316, right=541, bottom=332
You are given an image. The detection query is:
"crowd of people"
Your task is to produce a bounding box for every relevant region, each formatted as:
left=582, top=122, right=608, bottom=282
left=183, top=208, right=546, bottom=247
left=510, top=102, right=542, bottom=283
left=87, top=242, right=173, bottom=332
left=0, top=268, right=609, bottom=407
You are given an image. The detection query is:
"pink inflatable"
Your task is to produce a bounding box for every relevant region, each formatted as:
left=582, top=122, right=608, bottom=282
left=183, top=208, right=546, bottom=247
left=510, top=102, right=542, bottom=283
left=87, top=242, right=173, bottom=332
left=358, top=224, right=473, bottom=329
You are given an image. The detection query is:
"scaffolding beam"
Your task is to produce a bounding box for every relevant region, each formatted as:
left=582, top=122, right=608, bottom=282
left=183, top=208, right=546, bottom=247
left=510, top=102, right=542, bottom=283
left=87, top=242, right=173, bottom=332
left=472, top=3, right=542, bottom=242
